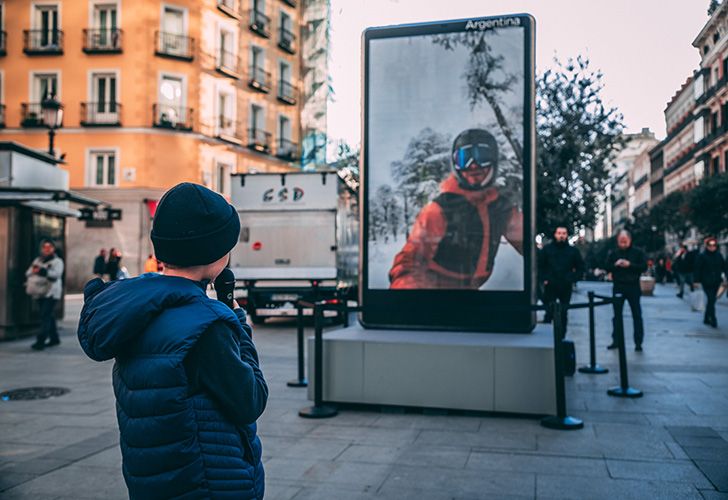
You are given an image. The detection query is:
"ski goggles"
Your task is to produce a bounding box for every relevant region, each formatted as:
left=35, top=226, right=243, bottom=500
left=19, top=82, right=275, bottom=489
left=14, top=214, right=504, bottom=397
left=453, top=144, right=496, bottom=170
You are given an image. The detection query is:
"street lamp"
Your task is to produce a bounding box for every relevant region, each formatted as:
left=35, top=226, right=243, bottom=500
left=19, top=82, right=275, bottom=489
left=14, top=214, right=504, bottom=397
left=41, top=93, right=63, bottom=157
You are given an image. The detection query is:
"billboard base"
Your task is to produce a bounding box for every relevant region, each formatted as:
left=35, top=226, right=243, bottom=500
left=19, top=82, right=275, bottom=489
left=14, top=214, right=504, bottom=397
left=307, top=324, right=556, bottom=415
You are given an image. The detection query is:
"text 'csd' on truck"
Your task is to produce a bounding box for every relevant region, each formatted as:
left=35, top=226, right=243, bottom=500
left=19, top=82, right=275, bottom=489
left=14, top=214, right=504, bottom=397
left=229, top=171, right=359, bottom=324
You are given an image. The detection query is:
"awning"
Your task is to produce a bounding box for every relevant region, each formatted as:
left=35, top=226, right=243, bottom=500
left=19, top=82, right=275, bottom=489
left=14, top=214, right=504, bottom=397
left=0, top=187, right=109, bottom=218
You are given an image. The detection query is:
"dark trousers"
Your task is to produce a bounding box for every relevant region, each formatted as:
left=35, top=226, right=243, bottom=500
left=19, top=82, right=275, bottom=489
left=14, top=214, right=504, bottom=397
left=704, top=285, right=719, bottom=323
left=612, top=284, right=644, bottom=346
left=676, top=272, right=694, bottom=296
left=36, top=297, right=59, bottom=345
left=544, top=282, right=573, bottom=333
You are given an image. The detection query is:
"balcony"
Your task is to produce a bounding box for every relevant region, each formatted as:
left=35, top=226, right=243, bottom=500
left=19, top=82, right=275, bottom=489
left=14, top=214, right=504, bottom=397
left=0, top=105, right=5, bottom=127
left=248, top=66, right=271, bottom=93
left=23, top=30, right=64, bottom=55
left=276, top=139, right=298, bottom=161
left=80, top=102, right=122, bottom=126
left=0, top=31, right=6, bottom=56
left=83, top=28, right=123, bottom=53
left=155, top=31, right=194, bottom=61
left=277, top=80, right=297, bottom=105
left=248, top=128, right=271, bottom=153
left=282, top=0, right=297, bottom=6
left=248, top=10, right=270, bottom=38
left=216, top=115, right=240, bottom=143
left=217, top=0, right=241, bottom=18
left=153, top=104, right=193, bottom=131
left=278, top=27, right=296, bottom=54
left=21, top=102, right=63, bottom=128
left=216, top=49, right=240, bottom=78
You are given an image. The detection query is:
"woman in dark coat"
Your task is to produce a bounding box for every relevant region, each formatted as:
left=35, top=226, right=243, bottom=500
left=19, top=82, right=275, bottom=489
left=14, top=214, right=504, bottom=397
left=695, top=237, right=727, bottom=328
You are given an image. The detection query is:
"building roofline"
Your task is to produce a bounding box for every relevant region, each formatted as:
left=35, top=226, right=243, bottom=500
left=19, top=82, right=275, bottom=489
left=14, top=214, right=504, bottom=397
left=693, top=0, right=728, bottom=47
left=664, top=76, right=694, bottom=112
left=0, top=142, right=64, bottom=165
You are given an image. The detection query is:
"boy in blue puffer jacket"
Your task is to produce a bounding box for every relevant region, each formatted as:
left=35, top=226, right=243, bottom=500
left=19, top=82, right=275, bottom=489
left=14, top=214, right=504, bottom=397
left=78, top=183, right=268, bottom=499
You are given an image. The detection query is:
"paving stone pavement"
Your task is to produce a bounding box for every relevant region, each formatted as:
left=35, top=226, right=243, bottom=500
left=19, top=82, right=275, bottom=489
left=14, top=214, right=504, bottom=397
left=0, top=282, right=727, bottom=499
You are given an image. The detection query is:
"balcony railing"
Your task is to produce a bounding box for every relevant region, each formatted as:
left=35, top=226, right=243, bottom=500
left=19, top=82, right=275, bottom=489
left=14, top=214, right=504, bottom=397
left=0, top=31, right=6, bottom=56
left=216, top=48, right=239, bottom=77
left=0, top=105, right=5, bottom=127
left=155, top=31, right=194, bottom=61
left=21, top=102, right=63, bottom=128
left=248, top=128, right=271, bottom=152
left=276, top=139, right=298, bottom=161
left=81, top=102, right=122, bottom=126
left=249, top=9, right=270, bottom=37
left=277, top=80, right=297, bottom=105
left=23, top=29, right=64, bottom=55
left=278, top=27, right=296, bottom=54
left=248, top=66, right=271, bottom=92
left=217, top=0, right=240, bottom=18
left=217, top=115, right=238, bottom=138
left=282, top=0, right=297, bottom=6
left=153, top=104, right=193, bottom=131
left=83, top=28, right=123, bottom=53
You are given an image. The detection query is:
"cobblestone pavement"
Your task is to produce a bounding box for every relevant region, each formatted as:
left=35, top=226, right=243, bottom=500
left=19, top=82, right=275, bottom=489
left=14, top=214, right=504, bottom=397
left=1, top=282, right=727, bottom=499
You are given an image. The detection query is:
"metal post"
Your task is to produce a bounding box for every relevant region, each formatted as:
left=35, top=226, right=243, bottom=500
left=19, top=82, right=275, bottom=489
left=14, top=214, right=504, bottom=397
left=299, top=303, right=338, bottom=418
left=541, top=301, right=583, bottom=430
left=48, top=128, right=56, bottom=157
left=578, top=291, right=609, bottom=375
left=287, top=303, right=308, bottom=388
left=607, top=296, right=643, bottom=398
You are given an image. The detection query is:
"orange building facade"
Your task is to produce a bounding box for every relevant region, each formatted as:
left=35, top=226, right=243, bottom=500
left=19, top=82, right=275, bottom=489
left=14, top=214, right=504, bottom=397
left=0, top=0, right=326, bottom=289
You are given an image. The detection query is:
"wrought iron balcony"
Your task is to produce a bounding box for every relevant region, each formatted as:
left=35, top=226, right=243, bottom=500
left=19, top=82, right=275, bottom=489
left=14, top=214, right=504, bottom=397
left=248, top=128, right=271, bottom=153
left=217, top=115, right=238, bottom=139
left=217, top=48, right=240, bottom=77
left=21, top=102, right=63, bottom=128
left=23, top=29, right=64, bottom=55
left=278, top=27, right=296, bottom=54
left=248, top=66, right=271, bottom=93
left=83, top=28, right=123, bottom=53
left=217, top=0, right=240, bottom=18
left=153, top=104, right=193, bottom=131
left=276, top=139, right=299, bottom=161
left=0, top=105, right=5, bottom=128
left=155, top=31, right=194, bottom=61
left=80, top=102, right=122, bottom=126
left=248, top=9, right=270, bottom=37
left=0, top=31, right=6, bottom=56
left=277, top=80, right=297, bottom=105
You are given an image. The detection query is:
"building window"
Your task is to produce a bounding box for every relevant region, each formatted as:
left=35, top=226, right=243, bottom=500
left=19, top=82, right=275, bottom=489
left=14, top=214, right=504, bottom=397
left=217, top=27, right=237, bottom=74
left=156, top=5, right=193, bottom=60
left=249, top=45, right=270, bottom=91
left=216, top=163, right=231, bottom=195
left=278, top=11, right=295, bottom=53
left=217, top=90, right=235, bottom=137
left=89, top=150, right=117, bottom=186
left=85, top=3, right=121, bottom=52
left=82, top=72, right=120, bottom=125
left=0, top=2, right=6, bottom=56
left=154, top=74, right=192, bottom=130
left=248, top=103, right=270, bottom=152
left=32, top=4, right=61, bottom=47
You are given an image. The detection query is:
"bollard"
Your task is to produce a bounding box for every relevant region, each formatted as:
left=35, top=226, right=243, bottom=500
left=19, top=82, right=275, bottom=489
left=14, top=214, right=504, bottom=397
left=541, top=301, right=584, bottom=430
left=607, top=295, right=643, bottom=398
left=578, top=291, right=609, bottom=375
left=287, top=304, right=308, bottom=388
left=299, top=304, right=338, bottom=418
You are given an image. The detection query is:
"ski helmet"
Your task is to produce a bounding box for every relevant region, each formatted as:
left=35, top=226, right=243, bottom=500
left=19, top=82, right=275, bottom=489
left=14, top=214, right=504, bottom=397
left=451, top=129, right=498, bottom=190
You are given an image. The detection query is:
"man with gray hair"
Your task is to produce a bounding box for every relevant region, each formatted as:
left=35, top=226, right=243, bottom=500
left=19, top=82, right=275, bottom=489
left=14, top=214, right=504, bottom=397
left=605, top=230, right=648, bottom=352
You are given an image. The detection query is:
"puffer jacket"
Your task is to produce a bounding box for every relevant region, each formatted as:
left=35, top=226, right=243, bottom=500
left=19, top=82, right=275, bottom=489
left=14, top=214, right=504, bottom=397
left=77, top=274, right=265, bottom=499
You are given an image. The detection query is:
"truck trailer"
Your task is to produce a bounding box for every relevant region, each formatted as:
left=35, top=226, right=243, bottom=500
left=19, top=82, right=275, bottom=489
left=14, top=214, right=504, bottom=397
left=229, top=171, right=358, bottom=323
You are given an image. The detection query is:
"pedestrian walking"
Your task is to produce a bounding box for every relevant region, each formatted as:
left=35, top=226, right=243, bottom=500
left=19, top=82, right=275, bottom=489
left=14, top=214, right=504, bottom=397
left=144, top=254, right=159, bottom=274
left=538, top=225, right=584, bottom=333
left=25, top=240, right=64, bottom=351
left=93, top=249, right=107, bottom=278
left=694, top=237, right=727, bottom=328
left=674, top=244, right=696, bottom=298
left=606, top=230, right=648, bottom=352
left=655, top=258, right=667, bottom=284
left=77, top=183, right=267, bottom=499
left=105, top=247, right=120, bottom=280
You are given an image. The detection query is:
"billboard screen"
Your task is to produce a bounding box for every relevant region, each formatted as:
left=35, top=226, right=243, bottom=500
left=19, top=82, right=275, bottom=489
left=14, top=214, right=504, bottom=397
left=361, top=15, right=536, bottom=332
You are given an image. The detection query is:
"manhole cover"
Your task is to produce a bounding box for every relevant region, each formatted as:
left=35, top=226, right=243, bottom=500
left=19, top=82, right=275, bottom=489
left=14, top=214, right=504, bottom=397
left=0, top=387, right=70, bottom=401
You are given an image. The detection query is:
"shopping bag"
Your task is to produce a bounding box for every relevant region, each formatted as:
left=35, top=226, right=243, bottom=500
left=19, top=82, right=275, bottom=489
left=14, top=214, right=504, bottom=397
left=690, top=290, right=705, bottom=312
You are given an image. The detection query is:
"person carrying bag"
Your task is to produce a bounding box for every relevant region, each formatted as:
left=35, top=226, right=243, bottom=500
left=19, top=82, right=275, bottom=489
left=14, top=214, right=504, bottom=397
left=25, top=240, right=64, bottom=350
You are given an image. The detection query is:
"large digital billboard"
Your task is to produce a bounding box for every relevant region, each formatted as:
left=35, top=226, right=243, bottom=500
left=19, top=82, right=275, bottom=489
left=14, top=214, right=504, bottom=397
left=361, top=15, right=536, bottom=332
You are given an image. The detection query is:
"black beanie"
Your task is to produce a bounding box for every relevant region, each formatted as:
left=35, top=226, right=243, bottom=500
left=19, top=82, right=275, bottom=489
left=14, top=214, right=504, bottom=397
left=151, top=183, right=240, bottom=267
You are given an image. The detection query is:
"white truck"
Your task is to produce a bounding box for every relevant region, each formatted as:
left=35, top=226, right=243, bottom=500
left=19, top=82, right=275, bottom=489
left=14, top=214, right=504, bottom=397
left=229, top=171, right=358, bottom=323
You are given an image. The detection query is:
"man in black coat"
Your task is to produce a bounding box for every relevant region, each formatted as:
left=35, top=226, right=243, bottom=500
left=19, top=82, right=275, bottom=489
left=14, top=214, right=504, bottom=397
left=538, top=225, right=584, bottom=333
left=93, top=249, right=107, bottom=278
left=695, top=237, right=727, bottom=328
left=606, top=230, right=648, bottom=352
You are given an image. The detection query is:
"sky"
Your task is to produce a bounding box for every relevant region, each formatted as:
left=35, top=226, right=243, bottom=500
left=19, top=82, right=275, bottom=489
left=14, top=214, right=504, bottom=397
left=327, top=0, right=708, bottom=150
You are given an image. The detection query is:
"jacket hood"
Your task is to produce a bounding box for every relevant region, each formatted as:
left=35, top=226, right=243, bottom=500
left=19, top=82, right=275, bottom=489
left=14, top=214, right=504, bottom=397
left=77, top=274, right=207, bottom=361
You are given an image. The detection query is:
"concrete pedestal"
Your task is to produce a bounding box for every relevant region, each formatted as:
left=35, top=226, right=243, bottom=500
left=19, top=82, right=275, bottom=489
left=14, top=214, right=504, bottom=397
left=307, top=324, right=556, bottom=415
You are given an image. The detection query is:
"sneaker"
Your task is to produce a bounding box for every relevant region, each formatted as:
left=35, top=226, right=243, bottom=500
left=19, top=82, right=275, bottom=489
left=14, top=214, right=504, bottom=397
left=30, top=342, right=45, bottom=351
left=607, top=342, right=619, bottom=350
left=635, top=345, right=643, bottom=352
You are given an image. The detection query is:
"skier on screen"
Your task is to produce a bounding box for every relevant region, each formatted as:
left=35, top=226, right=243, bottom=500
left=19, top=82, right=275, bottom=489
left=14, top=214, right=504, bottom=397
left=388, top=128, right=523, bottom=289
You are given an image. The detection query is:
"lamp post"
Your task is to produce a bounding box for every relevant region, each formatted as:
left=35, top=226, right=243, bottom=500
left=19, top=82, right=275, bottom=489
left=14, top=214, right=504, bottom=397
left=41, top=93, right=63, bottom=157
